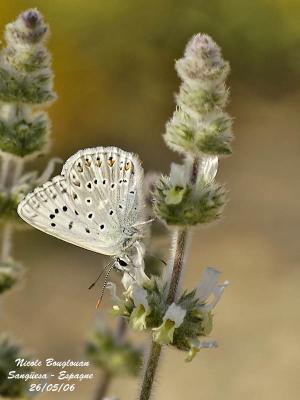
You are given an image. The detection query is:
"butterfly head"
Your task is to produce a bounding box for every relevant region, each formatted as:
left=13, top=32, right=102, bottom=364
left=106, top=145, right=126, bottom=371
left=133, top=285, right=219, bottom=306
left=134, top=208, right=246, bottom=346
left=115, top=256, right=130, bottom=272
left=116, top=257, right=128, bottom=267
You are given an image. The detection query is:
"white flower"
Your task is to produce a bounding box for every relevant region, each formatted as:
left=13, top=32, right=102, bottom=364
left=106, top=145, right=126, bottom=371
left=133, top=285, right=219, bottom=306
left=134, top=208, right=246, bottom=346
left=190, top=337, right=218, bottom=349
left=153, top=303, right=186, bottom=345
left=133, top=241, right=151, bottom=287
left=169, top=162, right=190, bottom=187
left=196, top=267, right=220, bottom=301
left=186, top=338, right=218, bottom=362
left=199, top=156, right=218, bottom=183
left=165, top=161, right=191, bottom=205
left=196, top=267, right=229, bottom=311
left=129, top=285, right=151, bottom=331
left=163, top=303, right=186, bottom=327
left=131, top=285, right=149, bottom=311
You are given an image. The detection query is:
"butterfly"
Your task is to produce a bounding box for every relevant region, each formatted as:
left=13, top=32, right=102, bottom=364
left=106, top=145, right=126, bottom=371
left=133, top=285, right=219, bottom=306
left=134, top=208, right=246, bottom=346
left=17, top=146, right=151, bottom=306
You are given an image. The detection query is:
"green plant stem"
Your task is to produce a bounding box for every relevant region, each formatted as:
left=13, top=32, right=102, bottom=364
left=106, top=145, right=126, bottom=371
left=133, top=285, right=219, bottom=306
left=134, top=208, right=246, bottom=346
left=138, top=158, right=199, bottom=400
left=1, top=223, right=13, bottom=262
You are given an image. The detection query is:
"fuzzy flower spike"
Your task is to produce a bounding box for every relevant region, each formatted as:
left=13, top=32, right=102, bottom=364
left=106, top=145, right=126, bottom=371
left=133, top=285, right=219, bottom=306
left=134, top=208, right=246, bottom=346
left=0, top=9, right=57, bottom=296
left=137, top=32, right=233, bottom=400
left=164, top=33, right=232, bottom=157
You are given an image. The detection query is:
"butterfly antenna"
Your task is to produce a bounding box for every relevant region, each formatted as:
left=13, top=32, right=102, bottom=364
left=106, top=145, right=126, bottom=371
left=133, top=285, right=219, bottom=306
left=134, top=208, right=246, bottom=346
left=96, top=264, right=115, bottom=309
left=88, top=260, right=114, bottom=290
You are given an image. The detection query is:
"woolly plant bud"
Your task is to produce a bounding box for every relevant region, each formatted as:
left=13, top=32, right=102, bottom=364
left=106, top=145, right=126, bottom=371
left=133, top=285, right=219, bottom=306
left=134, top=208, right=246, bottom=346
left=5, top=9, right=47, bottom=46
left=164, top=107, right=232, bottom=157
left=177, top=82, right=228, bottom=115
left=164, top=33, right=233, bottom=157
left=0, top=336, right=32, bottom=398
left=153, top=157, right=226, bottom=226
left=176, top=34, right=229, bottom=85
left=0, top=106, right=50, bottom=158
left=0, top=9, right=56, bottom=104
left=86, top=327, right=142, bottom=377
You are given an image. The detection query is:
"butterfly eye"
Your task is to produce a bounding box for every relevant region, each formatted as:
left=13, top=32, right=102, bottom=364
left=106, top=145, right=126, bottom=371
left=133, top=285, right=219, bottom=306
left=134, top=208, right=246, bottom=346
left=117, top=258, right=128, bottom=267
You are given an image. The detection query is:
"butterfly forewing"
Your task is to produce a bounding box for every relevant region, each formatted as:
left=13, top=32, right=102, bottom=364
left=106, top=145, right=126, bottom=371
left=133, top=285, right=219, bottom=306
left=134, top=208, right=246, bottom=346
left=18, top=147, right=147, bottom=256
left=63, top=147, right=146, bottom=251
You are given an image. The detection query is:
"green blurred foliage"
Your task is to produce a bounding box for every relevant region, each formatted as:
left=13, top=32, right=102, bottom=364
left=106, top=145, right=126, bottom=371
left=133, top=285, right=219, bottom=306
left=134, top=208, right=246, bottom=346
left=1, top=0, right=299, bottom=162
left=0, top=336, right=32, bottom=398
left=4, top=0, right=296, bottom=87
left=86, top=330, right=142, bottom=376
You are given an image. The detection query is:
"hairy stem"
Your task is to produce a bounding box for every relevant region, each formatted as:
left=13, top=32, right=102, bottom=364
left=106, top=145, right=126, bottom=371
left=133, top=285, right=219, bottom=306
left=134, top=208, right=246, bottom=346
left=0, top=155, right=11, bottom=189
left=190, top=156, right=199, bottom=185
left=1, top=223, right=13, bottom=262
left=139, top=341, right=162, bottom=400
left=93, top=318, right=127, bottom=400
left=166, top=228, right=189, bottom=304
left=138, top=157, right=199, bottom=400
left=12, top=158, right=24, bottom=186
left=0, top=155, right=23, bottom=266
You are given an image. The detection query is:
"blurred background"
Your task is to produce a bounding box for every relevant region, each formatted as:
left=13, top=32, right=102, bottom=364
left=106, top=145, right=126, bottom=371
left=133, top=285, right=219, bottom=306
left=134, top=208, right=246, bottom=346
left=1, top=0, right=300, bottom=399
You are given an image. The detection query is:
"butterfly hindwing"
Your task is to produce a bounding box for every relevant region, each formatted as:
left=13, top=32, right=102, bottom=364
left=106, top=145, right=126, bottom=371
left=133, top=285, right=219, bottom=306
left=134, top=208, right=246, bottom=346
left=17, top=175, right=117, bottom=254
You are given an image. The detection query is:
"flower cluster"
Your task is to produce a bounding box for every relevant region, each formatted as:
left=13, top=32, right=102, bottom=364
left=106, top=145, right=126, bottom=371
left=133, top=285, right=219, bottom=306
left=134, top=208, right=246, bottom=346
left=107, top=264, right=227, bottom=361
left=154, top=157, right=226, bottom=226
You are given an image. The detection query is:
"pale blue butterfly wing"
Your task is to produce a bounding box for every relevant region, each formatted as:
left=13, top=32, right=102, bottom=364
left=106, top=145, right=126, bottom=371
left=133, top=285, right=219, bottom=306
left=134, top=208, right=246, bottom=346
left=17, top=147, right=147, bottom=256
